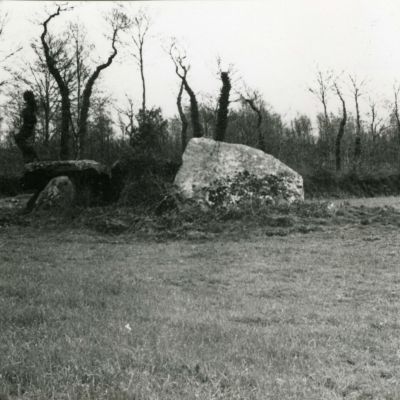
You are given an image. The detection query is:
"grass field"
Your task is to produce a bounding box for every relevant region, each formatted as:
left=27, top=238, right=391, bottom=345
left=1, top=200, right=400, bottom=399
left=333, top=196, right=400, bottom=210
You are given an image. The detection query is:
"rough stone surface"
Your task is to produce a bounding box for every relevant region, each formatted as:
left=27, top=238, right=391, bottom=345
left=34, top=176, right=76, bottom=211
left=174, top=138, right=304, bottom=205
left=24, top=159, right=107, bottom=173
left=23, top=160, right=111, bottom=207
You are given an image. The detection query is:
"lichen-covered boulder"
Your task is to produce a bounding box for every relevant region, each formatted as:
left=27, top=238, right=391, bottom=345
left=174, top=138, right=304, bottom=206
left=34, top=176, right=76, bottom=211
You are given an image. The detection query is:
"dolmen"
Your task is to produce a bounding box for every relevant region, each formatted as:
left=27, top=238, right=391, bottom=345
left=22, top=160, right=111, bottom=211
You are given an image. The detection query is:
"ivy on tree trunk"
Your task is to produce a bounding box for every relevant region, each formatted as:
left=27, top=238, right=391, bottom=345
left=215, top=72, right=231, bottom=142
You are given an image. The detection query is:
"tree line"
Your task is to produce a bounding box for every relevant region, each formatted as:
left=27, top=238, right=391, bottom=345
left=1, top=5, right=400, bottom=178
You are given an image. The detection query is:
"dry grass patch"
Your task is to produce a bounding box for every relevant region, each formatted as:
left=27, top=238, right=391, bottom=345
left=1, top=219, right=400, bottom=399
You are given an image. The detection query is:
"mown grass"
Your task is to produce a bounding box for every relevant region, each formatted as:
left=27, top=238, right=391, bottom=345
left=1, top=200, right=400, bottom=399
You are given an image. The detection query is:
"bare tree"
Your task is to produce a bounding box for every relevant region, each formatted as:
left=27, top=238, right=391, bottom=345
left=76, top=8, right=130, bottom=158
left=117, top=95, right=135, bottom=144
left=32, top=61, right=57, bottom=146
left=130, top=10, right=150, bottom=112
left=333, top=82, right=347, bottom=171
left=12, top=41, right=61, bottom=146
left=367, top=98, right=385, bottom=141
left=309, top=70, right=332, bottom=128
left=40, top=5, right=74, bottom=160
left=349, top=75, right=365, bottom=170
left=0, top=13, right=22, bottom=89
left=0, top=11, right=22, bottom=135
left=169, top=42, right=203, bottom=138
left=241, top=89, right=264, bottom=151
left=199, top=93, right=218, bottom=137
left=369, top=99, right=377, bottom=140
left=68, top=22, right=92, bottom=154
left=392, top=84, right=400, bottom=146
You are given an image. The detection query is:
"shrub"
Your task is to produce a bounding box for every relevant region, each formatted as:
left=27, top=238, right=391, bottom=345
left=129, top=107, right=168, bottom=158
left=304, top=169, right=400, bottom=198
left=0, top=176, right=23, bottom=197
left=112, top=107, right=182, bottom=208
left=115, top=151, right=181, bottom=209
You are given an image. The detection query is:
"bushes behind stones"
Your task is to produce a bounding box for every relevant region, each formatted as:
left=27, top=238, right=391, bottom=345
left=115, top=154, right=181, bottom=209
left=304, top=170, right=400, bottom=198
left=111, top=107, right=182, bottom=209
left=0, top=175, right=23, bottom=197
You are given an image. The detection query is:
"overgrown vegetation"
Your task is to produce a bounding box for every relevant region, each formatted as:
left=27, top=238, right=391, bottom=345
left=205, top=171, right=298, bottom=207
left=76, top=198, right=400, bottom=238
left=304, top=170, right=400, bottom=198
left=3, top=192, right=400, bottom=240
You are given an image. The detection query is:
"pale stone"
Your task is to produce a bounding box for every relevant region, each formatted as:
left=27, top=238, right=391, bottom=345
left=34, top=176, right=76, bottom=211
left=174, top=138, right=304, bottom=205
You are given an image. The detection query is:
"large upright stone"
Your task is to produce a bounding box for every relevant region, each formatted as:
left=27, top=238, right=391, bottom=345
left=174, top=138, right=304, bottom=205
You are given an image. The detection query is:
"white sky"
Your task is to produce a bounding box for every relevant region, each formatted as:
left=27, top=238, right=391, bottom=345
left=1, top=0, right=400, bottom=124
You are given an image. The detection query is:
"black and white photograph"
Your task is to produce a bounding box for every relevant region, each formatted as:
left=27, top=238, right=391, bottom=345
left=1, top=0, right=400, bottom=398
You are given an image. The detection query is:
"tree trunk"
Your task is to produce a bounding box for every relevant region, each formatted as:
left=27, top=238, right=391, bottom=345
left=370, top=113, right=376, bottom=142
left=44, top=101, right=50, bottom=146
left=59, top=95, right=72, bottom=160
left=75, top=39, right=82, bottom=158
left=40, top=7, right=72, bottom=160
left=244, top=97, right=264, bottom=151
left=394, top=94, right=400, bottom=147
left=353, top=93, right=362, bottom=170
left=335, top=90, right=347, bottom=172
left=215, top=72, right=231, bottom=142
left=177, top=80, right=188, bottom=152
left=183, top=79, right=203, bottom=138
left=77, top=31, right=118, bottom=159
left=14, top=94, right=39, bottom=163
left=139, top=45, right=146, bottom=112
left=169, top=42, right=202, bottom=139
